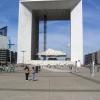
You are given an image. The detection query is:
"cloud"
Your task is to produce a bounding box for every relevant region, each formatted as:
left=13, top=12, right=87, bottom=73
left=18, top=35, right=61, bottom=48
left=85, top=0, right=100, bottom=10
left=0, top=0, right=100, bottom=55
left=0, top=16, right=9, bottom=27
left=83, top=0, right=100, bottom=54
left=84, top=28, right=100, bottom=54
left=83, top=0, right=100, bottom=25
left=39, top=32, right=70, bottom=53
left=39, top=21, right=71, bottom=53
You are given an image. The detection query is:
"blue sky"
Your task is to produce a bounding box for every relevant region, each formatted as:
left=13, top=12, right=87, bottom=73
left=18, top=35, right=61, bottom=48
left=0, top=0, right=100, bottom=55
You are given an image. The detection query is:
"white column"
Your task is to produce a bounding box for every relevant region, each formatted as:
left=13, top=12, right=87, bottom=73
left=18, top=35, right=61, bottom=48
left=71, top=0, right=83, bottom=64
left=17, top=3, right=32, bottom=63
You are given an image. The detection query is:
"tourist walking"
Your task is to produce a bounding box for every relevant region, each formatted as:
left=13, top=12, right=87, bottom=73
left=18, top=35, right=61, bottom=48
left=24, top=66, right=30, bottom=80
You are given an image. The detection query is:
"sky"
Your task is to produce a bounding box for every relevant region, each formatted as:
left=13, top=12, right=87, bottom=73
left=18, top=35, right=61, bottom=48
left=0, top=0, right=100, bottom=56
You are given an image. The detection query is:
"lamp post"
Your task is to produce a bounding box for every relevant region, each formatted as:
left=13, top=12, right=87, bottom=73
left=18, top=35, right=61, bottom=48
left=21, top=50, right=26, bottom=64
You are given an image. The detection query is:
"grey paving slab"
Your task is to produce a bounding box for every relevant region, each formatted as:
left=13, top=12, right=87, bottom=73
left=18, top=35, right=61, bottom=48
left=0, top=67, right=100, bottom=100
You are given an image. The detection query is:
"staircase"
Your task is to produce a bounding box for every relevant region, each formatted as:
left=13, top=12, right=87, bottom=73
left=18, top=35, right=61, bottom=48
left=30, top=60, right=75, bottom=72
left=42, top=64, right=75, bottom=72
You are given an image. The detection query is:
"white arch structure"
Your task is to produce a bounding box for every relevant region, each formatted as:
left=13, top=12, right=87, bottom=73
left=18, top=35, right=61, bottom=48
left=17, top=0, right=83, bottom=64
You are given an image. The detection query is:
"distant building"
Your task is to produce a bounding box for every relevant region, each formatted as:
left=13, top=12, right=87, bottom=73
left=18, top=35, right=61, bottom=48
left=0, top=26, right=8, bottom=49
left=0, top=49, right=17, bottom=65
left=11, top=51, right=17, bottom=64
left=0, top=26, right=7, bottom=36
left=84, top=51, right=100, bottom=65
left=0, top=49, right=10, bottom=65
left=0, top=26, right=17, bottom=65
left=0, top=35, right=8, bottom=49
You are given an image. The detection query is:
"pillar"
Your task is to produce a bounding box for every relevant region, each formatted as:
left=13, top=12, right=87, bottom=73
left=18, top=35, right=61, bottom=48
left=71, top=0, right=83, bottom=64
left=17, top=3, right=32, bottom=63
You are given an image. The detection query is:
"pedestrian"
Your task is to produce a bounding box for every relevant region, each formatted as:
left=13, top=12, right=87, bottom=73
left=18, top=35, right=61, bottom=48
left=24, top=66, right=30, bottom=80
left=91, top=61, right=95, bottom=77
left=32, top=67, right=36, bottom=81
left=76, top=60, right=81, bottom=72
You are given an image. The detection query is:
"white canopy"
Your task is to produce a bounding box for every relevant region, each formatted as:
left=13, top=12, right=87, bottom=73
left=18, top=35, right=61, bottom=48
left=38, top=49, right=66, bottom=57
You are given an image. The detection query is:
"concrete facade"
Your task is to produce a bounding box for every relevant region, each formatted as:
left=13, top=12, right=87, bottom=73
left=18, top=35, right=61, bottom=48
left=0, top=35, right=8, bottom=49
left=71, top=0, right=83, bottom=64
left=18, top=0, right=83, bottom=64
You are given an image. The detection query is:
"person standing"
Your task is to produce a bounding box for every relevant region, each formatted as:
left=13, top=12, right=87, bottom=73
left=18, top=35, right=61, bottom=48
left=24, top=66, right=30, bottom=80
left=91, top=60, right=95, bottom=77
left=32, top=67, right=36, bottom=81
left=76, top=60, right=81, bottom=72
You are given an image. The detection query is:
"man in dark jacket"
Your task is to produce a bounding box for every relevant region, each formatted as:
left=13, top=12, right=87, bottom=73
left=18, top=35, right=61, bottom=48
left=24, top=66, right=30, bottom=80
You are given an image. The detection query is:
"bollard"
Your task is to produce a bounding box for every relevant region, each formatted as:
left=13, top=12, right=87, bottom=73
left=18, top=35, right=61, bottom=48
left=91, top=61, right=95, bottom=77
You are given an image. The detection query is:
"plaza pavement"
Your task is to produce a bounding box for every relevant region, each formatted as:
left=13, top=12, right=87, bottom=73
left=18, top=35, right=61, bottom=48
left=0, top=67, right=100, bottom=100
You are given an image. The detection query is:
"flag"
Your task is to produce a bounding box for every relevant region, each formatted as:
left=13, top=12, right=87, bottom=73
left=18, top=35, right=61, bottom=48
left=0, top=26, right=7, bottom=36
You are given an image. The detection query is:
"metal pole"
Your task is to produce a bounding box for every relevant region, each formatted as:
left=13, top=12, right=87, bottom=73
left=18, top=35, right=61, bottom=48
left=91, top=61, right=95, bottom=77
